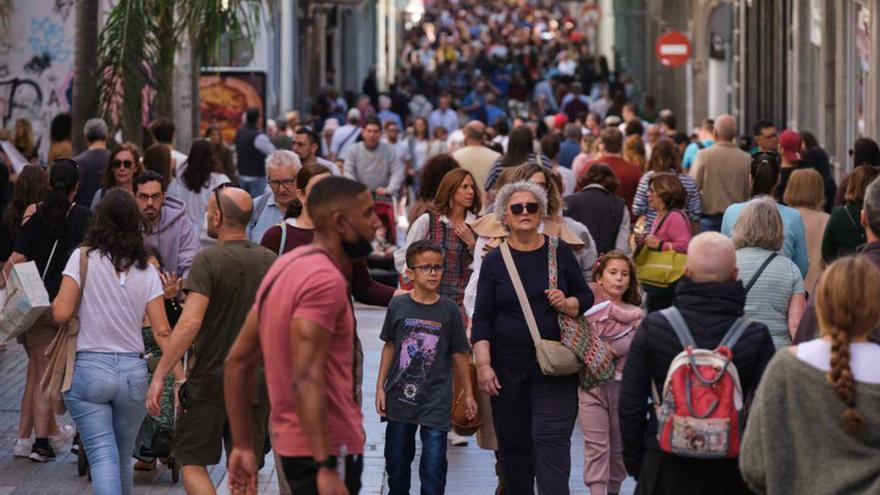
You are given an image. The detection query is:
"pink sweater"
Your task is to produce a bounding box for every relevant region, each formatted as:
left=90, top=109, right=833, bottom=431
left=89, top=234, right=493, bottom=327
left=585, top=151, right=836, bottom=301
left=586, top=286, right=645, bottom=379
left=650, top=209, right=692, bottom=254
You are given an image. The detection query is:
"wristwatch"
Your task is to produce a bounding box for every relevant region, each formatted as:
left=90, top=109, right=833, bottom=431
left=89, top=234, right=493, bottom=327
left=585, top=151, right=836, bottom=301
left=313, top=457, right=338, bottom=471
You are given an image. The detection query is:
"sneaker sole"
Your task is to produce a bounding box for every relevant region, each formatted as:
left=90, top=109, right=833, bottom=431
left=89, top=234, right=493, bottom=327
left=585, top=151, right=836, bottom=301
left=28, top=453, right=53, bottom=463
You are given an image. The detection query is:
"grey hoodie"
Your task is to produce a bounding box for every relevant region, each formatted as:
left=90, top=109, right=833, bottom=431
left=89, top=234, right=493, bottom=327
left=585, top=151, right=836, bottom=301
left=145, top=195, right=200, bottom=278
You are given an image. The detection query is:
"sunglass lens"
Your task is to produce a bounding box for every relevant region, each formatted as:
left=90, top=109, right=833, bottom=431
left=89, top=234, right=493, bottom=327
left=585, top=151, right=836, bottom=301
left=526, top=203, right=539, bottom=214
left=510, top=204, right=524, bottom=214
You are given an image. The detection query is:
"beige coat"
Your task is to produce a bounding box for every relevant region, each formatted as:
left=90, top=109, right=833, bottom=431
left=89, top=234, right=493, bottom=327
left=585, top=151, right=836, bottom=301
left=690, top=141, right=751, bottom=215
left=795, top=206, right=830, bottom=293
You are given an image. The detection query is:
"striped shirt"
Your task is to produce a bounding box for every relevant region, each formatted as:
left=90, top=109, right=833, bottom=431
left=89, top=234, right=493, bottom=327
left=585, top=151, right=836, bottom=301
left=632, top=171, right=702, bottom=230
left=484, top=152, right=552, bottom=191
left=736, top=247, right=805, bottom=349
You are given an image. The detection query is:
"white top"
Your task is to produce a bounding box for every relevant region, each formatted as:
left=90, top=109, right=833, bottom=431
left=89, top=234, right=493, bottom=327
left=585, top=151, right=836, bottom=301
left=167, top=172, right=231, bottom=244
left=797, top=339, right=880, bottom=384
left=63, top=249, right=163, bottom=353
left=170, top=149, right=188, bottom=176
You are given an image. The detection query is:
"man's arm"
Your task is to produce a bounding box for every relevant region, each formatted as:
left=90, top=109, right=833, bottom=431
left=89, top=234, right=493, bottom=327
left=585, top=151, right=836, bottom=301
left=254, top=133, right=277, bottom=156
left=224, top=309, right=262, bottom=494
left=290, top=316, right=334, bottom=461
left=146, top=291, right=209, bottom=415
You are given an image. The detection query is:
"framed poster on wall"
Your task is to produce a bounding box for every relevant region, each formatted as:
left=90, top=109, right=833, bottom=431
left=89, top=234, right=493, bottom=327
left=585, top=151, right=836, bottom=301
left=198, top=70, right=267, bottom=144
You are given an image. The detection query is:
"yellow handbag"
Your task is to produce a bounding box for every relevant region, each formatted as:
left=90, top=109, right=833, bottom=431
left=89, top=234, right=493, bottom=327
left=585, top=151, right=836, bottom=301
left=634, top=211, right=688, bottom=288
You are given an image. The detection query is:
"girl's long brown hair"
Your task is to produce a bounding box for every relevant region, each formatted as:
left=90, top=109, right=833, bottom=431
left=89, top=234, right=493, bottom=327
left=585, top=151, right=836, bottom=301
left=814, top=256, right=880, bottom=434
left=594, top=250, right=642, bottom=306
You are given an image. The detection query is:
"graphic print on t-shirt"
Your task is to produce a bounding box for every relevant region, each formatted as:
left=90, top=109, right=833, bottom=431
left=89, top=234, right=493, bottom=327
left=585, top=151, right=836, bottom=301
left=393, top=318, right=441, bottom=405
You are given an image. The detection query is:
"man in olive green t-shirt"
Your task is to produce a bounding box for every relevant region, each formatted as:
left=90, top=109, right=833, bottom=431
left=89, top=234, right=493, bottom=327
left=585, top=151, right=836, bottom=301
left=147, top=186, right=276, bottom=494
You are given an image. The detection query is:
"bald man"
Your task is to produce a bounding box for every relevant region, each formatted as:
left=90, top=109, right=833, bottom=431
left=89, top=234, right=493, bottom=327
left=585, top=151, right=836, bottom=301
left=147, top=186, right=277, bottom=495
left=452, top=120, right=500, bottom=197
left=618, top=232, right=775, bottom=491
left=690, top=114, right=752, bottom=232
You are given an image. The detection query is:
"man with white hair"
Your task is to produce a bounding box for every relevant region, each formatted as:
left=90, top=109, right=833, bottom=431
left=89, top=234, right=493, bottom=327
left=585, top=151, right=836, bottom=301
left=246, top=150, right=301, bottom=243
left=329, top=108, right=363, bottom=163
left=619, top=232, right=775, bottom=492
left=689, top=114, right=751, bottom=232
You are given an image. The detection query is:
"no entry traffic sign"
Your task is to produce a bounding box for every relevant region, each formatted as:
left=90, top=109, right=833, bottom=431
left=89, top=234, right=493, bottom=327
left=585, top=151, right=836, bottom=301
left=655, top=31, right=691, bottom=68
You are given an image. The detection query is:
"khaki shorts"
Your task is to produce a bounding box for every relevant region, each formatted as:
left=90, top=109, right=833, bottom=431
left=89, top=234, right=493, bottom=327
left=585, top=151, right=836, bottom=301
left=172, top=399, right=269, bottom=466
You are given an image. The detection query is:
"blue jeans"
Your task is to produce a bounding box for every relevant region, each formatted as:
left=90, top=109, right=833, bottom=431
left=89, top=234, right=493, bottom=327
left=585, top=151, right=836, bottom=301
left=700, top=214, right=724, bottom=233
left=384, top=420, right=448, bottom=495
left=238, top=175, right=267, bottom=198
left=64, top=352, right=148, bottom=495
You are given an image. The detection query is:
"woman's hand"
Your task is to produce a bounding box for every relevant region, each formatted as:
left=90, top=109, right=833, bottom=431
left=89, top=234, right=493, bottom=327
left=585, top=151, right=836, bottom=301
left=545, top=288, right=567, bottom=311
left=644, top=235, right=661, bottom=249
left=455, top=224, right=476, bottom=251
left=477, top=364, right=501, bottom=396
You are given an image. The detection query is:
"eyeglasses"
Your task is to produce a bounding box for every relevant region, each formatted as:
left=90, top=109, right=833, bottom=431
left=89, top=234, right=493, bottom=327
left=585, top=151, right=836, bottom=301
left=268, top=178, right=297, bottom=190
left=509, top=202, right=539, bottom=215
left=112, top=159, right=134, bottom=169
left=136, top=192, right=163, bottom=203
left=409, top=264, right=444, bottom=275
left=213, top=182, right=232, bottom=224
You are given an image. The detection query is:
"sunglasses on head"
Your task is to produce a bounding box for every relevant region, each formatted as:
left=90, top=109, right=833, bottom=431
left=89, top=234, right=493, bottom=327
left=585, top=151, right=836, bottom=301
left=509, top=202, right=539, bottom=215
left=112, top=159, right=134, bottom=169
left=212, top=182, right=232, bottom=223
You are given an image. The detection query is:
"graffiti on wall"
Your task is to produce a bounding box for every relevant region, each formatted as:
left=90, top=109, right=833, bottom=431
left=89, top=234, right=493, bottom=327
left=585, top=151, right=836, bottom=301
left=0, top=7, right=76, bottom=159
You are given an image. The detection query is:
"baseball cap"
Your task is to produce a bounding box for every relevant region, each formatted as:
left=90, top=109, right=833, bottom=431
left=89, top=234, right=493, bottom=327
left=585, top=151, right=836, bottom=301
left=779, top=129, right=802, bottom=162
left=50, top=158, right=80, bottom=190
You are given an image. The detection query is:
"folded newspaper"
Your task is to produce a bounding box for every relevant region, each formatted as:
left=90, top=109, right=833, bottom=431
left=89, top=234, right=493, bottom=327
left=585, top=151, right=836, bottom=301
left=0, top=262, right=50, bottom=341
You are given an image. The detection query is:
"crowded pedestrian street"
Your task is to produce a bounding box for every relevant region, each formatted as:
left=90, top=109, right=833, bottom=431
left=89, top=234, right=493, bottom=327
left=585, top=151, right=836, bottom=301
left=3, top=0, right=880, bottom=494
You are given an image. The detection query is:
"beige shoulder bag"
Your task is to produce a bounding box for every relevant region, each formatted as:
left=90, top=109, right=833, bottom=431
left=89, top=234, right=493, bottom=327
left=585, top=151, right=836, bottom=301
left=500, top=242, right=583, bottom=376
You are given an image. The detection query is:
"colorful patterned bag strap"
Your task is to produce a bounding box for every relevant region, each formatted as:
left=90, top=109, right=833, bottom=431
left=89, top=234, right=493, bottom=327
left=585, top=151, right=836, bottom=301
left=547, top=236, right=559, bottom=290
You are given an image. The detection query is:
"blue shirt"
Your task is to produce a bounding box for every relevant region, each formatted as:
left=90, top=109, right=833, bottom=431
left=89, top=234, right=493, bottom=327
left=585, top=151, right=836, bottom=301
left=557, top=139, right=581, bottom=169
left=721, top=198, right=809, bottom=278
left=682, top=139, right=714, bottom=170
left=246, top=192, right=284, bottom=244
left=377, top=109, right=403, bottom=130
left=485, top=105, right=507, bottom=127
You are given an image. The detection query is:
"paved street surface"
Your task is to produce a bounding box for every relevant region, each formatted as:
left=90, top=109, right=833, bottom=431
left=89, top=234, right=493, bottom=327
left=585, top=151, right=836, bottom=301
left=0, top=305, right=634, bottom=494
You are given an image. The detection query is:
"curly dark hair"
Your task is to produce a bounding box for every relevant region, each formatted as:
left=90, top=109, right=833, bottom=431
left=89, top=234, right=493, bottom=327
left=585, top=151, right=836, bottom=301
left=84, top=188, right=150, bottom=271
left=416, top=154, right=460, bottom=202
left=2, top=165, right=48, bottom=239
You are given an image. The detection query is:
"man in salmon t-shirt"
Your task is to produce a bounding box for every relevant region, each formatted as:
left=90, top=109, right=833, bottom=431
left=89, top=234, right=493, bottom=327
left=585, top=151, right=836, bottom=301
left=223, top=176, right=382, bottom=495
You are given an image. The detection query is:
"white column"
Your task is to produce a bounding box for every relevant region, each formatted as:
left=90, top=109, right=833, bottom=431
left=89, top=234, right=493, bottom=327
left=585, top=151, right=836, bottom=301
left=377, top=0, right=388, bottom=90
left=280, top=0, right=294, bottom=111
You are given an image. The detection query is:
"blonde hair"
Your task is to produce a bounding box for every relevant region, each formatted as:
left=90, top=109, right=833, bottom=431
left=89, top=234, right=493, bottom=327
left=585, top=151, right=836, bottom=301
left=815, top=256, right=880, bottom=434
left=784, top=168, right=826, bottom=209
left=623, top=134, right=646, bottom=172
left=731, top=196, right=784, bottom=251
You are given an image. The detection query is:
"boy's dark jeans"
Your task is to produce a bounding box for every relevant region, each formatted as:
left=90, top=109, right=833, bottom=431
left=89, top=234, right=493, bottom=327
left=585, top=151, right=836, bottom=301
left=280, top=454, right=363, bottom=495
left=385, top=420, right=448, bottom=495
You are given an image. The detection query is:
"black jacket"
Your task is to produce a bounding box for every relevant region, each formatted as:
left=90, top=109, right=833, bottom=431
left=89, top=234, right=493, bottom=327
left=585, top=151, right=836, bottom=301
left=794, top=240, right=880, bottom=343
left=618, top=278, right=776, bottom=478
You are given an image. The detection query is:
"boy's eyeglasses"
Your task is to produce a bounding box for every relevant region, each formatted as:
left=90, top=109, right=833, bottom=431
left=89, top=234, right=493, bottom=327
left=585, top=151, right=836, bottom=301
left=409, top=264, right=444, bottom=275
left=212, top=182, right=232, bottom=224
left=509, top=202, right=539, bottom=215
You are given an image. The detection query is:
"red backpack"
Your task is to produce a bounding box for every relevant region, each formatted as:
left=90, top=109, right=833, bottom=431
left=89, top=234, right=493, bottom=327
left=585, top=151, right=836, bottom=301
left=652, top=307, right=750, bottom=459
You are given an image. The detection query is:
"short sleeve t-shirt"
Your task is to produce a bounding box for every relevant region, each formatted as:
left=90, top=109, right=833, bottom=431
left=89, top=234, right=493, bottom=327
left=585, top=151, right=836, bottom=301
left=737, top=247, right=805, bottom=349
left=63, top=248, right=163, bottom=353
left=254, top=245, right=364, bottom=457
left=380, top=294, right=470, bottom=431
left=184, top=240, right=276, bottom=404
left=16, top=204, right=91, bottom=300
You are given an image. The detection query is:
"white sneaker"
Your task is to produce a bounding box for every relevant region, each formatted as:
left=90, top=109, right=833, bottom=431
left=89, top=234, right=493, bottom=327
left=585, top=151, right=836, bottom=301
left=448, top=431, right=469, bottom=447
left=49, top=425, right=76, bottom=453
left=13, top=438, right=33, bottom=458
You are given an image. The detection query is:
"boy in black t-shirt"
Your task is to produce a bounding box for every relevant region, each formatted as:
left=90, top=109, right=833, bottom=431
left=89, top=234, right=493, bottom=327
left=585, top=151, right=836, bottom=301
left=376, top=240, right=476, bottom=495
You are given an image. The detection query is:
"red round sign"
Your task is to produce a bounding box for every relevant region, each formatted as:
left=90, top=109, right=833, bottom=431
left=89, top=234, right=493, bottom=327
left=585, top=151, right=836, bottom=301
left=655, top=31, right=691, bottom=68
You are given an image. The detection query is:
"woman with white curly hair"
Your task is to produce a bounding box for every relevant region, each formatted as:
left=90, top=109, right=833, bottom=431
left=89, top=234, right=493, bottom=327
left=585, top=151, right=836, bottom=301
left=471, top=180, right=593, bottom=495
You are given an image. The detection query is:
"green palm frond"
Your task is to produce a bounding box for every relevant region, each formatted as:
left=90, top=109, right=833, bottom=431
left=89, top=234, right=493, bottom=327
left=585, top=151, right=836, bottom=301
left=178, top=0, right=274, bottom=67
left=97, top=0, right=158, bottom=142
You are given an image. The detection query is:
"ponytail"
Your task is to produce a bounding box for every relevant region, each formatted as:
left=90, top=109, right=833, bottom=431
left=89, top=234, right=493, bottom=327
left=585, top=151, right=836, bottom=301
left=828, top=324, right=866, bottom=433
left=750, top=152, right=780, bottom=197
left=35, top=186, right=72, bottom=238
left=285, top=199, right=304, bottom=219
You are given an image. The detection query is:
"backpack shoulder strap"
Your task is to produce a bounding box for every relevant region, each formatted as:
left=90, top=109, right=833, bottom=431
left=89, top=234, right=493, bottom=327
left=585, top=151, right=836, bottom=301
left=659, top=307, right=696, bottom=349
left=719, top=316, right=751, bottom=351
left=277, top=222, right=288, bottom=256
left=250, top=193, right=271, bottom=229
left=743, top=252, right=778, bottom=294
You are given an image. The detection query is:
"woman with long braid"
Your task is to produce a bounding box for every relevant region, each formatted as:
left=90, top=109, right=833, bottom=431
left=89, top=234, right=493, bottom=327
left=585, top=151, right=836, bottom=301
left=741, top=256, right=880, bottom=494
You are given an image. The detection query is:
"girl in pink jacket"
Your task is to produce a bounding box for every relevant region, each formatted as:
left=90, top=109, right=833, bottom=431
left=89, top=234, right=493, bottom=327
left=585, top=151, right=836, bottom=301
left=579, top=252, right=645, bottom=495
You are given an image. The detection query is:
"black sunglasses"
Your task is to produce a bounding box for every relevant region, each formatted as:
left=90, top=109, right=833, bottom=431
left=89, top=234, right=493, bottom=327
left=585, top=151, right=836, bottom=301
left=212, top=182, right=232, bottom=224
left=509, top=202, right=539, bottom=215
left=112, top=159, right=134, bottom=169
